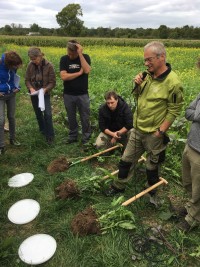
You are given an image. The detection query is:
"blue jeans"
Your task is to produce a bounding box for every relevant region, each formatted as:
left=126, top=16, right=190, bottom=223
left=31, top=94, right=54, bottom=139
left=63, top=94, right=91, bottom=142
left=0, top=93, right=16, bottom=147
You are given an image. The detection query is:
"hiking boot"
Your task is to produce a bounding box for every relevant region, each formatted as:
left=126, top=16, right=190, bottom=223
left=104, top=185, right=125, bottom=197
left=170, top=204, right=187, bottom=218
left=177, top=219, right=195, bottom=233
left=0, top=147, right=5, bottom=155
left=10, top=139, right=21, bottom=146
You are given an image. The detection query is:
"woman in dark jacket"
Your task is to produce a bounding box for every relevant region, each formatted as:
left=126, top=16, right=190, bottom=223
left=25, top=47, right=56, bottom=145
left=0, top=51, right=22, bottom=155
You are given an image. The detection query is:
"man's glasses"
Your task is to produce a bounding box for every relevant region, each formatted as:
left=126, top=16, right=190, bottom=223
left=144, top=55, right=160, bottom=63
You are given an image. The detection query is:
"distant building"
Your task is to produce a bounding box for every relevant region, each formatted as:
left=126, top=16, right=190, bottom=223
left=26, top=32, right=40, bottom=36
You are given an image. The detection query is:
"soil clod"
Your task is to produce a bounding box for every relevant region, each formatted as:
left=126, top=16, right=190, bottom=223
left=55, top=179, right=80, bottom=199
left=71, top=206, right=101, bottom=236
left=47, top=156, right=71, bottom=174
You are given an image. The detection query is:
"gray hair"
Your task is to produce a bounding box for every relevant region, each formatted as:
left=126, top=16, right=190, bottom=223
left=28, top=47, right=43, bottom=57
left=144, top=41, right=166, bottom=57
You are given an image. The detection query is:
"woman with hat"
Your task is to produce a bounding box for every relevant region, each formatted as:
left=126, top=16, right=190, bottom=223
left=25, top=47, right=56, bottom=145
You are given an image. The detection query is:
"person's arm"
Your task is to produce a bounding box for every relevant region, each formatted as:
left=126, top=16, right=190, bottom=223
left=25, top=64, right=36, bottom=93
left=76, top=44, right=91, bottom=74
left=185, top=95, right=200, bottom=122
left=60, top=69, right=83, bottom=81
left=155, top=83, right=184, bottom=137
left=43, top=64, right=56, bottom=93
left=59, top=55, right=84, bottom=81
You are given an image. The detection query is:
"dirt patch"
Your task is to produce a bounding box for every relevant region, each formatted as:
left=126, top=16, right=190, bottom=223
left=47, top=156, right=71, bottom=174
left=55, top=179, right=80, bottom=199
left=71, top=206, right=101, bottom=236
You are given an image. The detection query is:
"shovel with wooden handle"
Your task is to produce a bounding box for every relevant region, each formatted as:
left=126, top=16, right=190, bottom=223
left=121, top=177, right=168, bottom=206
left=101, top=155, right=146, bottom=181
left=68, top=143, right=123, bottom=168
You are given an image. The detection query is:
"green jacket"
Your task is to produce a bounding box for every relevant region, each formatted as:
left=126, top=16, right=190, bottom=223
left=134, top=64, right=183, bottom=132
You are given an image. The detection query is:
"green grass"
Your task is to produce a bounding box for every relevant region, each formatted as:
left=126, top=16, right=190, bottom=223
left=1, top=43, right=200, bottom=266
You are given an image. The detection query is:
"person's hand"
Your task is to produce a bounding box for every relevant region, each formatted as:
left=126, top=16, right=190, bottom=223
left=134, top=72, right=145, bottom=85
left=113, top=131, right=121, bottom=139
left=13, top=88, right=20, bottom=93
left=76, top=43, right=83, bottom=55
left=0, top=92, right=4, bottom=97
left=29, top=88, right=36, bottom=94
left=154, top=130, right=162, bottom=138
left=79, top=68, right=84, bottom=75
left=43, top=88, right=48, bottom=94
left=110, top=137, right=117, bottom=145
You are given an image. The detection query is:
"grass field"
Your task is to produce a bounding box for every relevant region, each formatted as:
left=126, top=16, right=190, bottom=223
left=1, top=42, right=200, bottom=266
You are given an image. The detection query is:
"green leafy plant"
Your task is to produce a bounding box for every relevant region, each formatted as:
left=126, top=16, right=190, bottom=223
left=98, top=196, right=136, bottom=232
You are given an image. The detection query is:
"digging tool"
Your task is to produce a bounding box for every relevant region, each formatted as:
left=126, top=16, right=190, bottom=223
left=67, top=143, right=123, bottom=168
left=101, top=156, right=146, bottom=181
left=121, top=177, right=168, bottom=206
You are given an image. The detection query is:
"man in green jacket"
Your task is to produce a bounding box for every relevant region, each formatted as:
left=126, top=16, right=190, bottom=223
left=105, top=41, right=184, bottom=196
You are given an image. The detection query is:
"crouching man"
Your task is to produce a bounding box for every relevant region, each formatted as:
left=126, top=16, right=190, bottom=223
left=95, top=90, right=133, bottom=149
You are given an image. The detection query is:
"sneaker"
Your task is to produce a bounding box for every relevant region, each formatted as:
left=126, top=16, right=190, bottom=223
left=104, top=185, right=125, bottom=197
left=177, top=219, right=195, bottom=233
left=10, top=139, right=21, bottom=146
left=0, top=147, right=5, bottom=155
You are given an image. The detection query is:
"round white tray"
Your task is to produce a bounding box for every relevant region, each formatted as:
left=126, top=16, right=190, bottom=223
left=18, top=234, right=57, bottom=265
left=8, top=199, right=40, bottom=224
left=8, top=173, right=34, bottom=187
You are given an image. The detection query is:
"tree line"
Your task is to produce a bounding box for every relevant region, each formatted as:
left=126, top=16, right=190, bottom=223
left=1, top=3, right=200, bottom=39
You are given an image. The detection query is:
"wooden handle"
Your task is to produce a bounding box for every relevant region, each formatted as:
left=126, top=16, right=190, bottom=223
left=138, top=155, right=146, bottom=162
left=122, top=177, right=168, bottom=206
left=101, top=156, right=146, bottom=180
left=80, top=143, right=123, bottom=163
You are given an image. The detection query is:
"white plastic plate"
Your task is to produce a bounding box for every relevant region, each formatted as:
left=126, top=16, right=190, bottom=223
left=8, top=173, right=34, bottom=187
left=18, top=234, right=57, bottom=265
left=8, top=199, right=40, bottom=224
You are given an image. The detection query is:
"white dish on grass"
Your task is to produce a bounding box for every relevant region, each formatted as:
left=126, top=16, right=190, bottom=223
left=18, top=234, right=57, bottom=265
left=8, top=173, right=34, bottom=187
left=8, top=199, right=40, bottom=224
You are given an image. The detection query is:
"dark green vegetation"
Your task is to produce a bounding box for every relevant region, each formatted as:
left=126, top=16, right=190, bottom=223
left=2, top=36, right=200, bottom=48
left=1, top=42, right=200, bottom=266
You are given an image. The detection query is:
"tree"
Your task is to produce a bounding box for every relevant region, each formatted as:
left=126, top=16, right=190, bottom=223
left=30, top=23, right=40, bottom=32
left=158, top=25, right=169, bottom=39
left=4, top=25, right=12, bottom=33
left=56, top=4, right=84, bottom=36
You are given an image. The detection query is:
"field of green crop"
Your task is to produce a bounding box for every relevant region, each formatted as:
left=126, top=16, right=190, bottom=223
left=1, top=39, right=200, bottom=266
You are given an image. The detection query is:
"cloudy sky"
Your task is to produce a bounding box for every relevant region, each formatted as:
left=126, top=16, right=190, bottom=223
left=1, top=0, right=200, bottom=29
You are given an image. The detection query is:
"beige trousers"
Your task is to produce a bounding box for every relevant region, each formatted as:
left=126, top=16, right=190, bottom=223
left=182, top=144, right=200, bottom=225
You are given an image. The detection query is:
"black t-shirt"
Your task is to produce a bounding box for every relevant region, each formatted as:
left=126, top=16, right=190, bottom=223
left=60, top=54, right=91, bottom=95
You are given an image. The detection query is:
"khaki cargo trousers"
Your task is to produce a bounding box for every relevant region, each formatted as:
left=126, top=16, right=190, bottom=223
left=182, top=144, right=200, bottom=225
left=113, top=128, right=167, bottom=189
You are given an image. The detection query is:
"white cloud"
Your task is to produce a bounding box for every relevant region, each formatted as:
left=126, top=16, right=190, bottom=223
left=0, top=0, right=200, bottom=29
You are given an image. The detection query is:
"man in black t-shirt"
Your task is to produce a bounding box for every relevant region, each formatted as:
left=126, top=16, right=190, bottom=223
left=60, top=40, right=91, bottom=144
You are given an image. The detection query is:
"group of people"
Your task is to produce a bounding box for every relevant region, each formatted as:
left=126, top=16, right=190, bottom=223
left=0, top=40, right=199, bottom=233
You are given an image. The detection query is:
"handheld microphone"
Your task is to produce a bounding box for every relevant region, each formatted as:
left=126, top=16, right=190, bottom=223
left=131, top=71, right=148, bottom=93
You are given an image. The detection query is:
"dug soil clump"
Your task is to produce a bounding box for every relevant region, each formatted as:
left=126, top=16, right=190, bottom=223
left=55, top=179, right=80, bottom=199
left=47, top=156, right=71, bottom=174
left=71, top=206, right=101, bottom=236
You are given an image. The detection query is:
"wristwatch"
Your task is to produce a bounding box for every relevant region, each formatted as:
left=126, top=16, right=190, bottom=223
left=157, top=127, right=165, bottom=135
